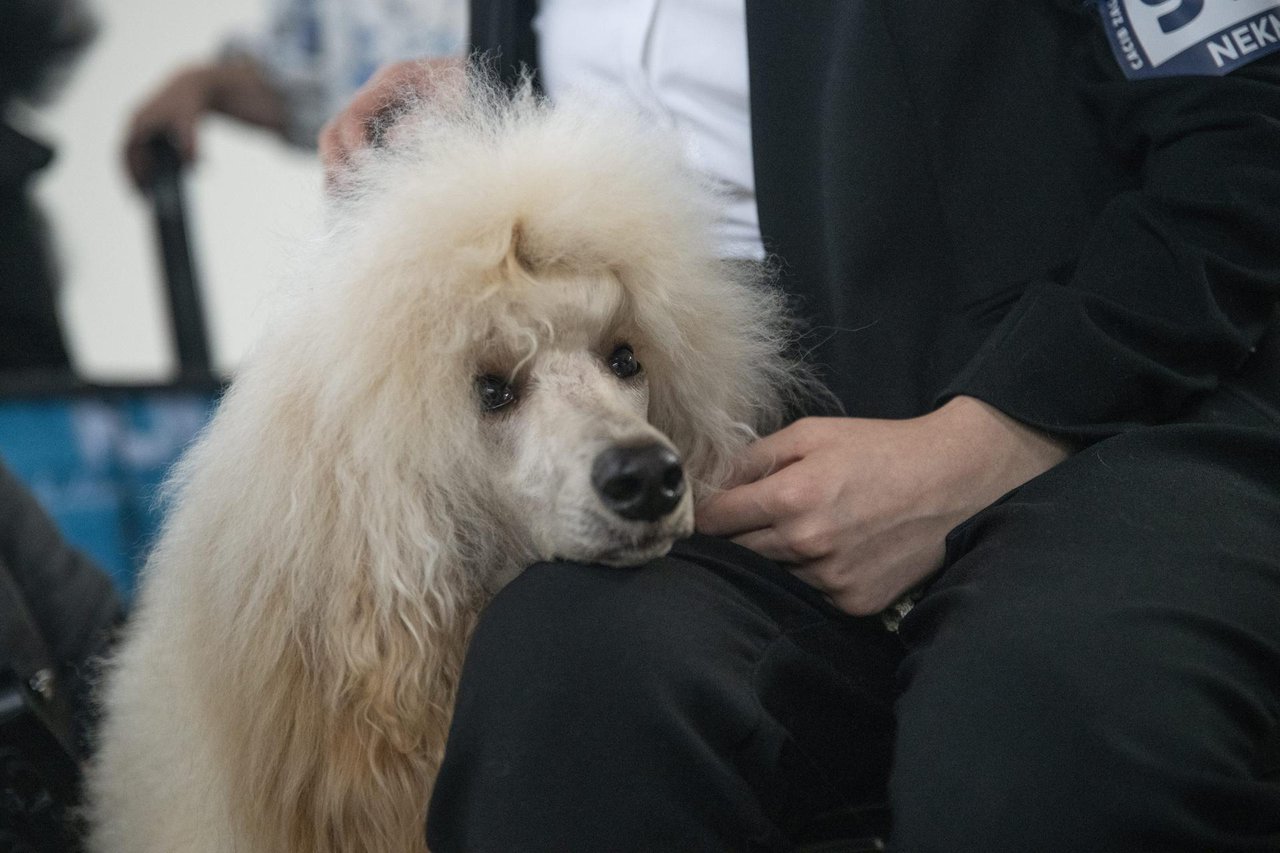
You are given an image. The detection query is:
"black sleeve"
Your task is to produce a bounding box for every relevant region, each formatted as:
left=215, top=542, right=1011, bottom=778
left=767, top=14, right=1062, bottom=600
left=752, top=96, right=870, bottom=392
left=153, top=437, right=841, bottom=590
left=469, top=0, right=540, bottom=86
left=0, top=459, right=121, bottom=678
left=942, top=29, right=1280, bottom=440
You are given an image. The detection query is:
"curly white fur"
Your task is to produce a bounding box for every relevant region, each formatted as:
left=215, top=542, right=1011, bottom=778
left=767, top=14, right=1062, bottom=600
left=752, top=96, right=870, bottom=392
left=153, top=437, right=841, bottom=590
left=87, top=70, right=807, bottom=853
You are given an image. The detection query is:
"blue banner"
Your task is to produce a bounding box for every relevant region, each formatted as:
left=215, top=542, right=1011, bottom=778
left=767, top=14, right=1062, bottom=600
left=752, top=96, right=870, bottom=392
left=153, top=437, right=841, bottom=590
left=0, top=392, right=216, bottom=595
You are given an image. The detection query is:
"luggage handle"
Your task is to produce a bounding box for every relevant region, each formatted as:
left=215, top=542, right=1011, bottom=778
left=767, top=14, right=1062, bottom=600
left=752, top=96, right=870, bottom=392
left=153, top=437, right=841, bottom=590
left=144, top=135, right=215, bottom=382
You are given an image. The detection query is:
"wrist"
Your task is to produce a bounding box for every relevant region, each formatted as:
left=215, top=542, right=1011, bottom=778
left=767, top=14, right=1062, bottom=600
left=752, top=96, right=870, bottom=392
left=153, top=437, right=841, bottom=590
left=199, top=58, right=288, bottom=134
left=202, top=62, right=245, bottom=114
left=170, top=64, right=220, bottom=111
left=938, top=394, right=1071, bottom=450
left=929, top=395, right=1072, bottom=497
left=197, top=59, right=263, bottom=113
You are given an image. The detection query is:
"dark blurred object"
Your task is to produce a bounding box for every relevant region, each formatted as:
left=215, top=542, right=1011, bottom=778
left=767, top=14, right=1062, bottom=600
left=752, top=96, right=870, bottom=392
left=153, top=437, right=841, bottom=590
left=0, top=382, right=219, bottom=595
left=0, top=670, right=84, bottom=852
left=0, top=458, right=121, bottom=751
left=0, top=126, right=67, bottom=373
left=0, top=0, right=97, bottom=375
left=0, top=455, right=120, bottom=851
left=0, top=130, right=221, bottom=597
left=0, top=0, right=96, bottom=106
left=146, top=135, right=214, bottom=381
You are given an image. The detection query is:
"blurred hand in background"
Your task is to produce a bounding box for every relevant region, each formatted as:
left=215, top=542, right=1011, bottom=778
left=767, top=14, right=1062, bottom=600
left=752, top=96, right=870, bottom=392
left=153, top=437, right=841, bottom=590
left=122, top=58, right=286, bottom=189
left=120, top=0, right=468, bottom=191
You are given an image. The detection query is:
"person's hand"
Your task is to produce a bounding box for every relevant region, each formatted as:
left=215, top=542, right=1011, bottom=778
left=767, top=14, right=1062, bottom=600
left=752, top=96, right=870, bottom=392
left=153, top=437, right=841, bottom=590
left=696, top=396, right=1072, bottom=615
left=319, top=58, right=464, bottom=186
left=123, top=65, right=218, bottom=189
left=123, top=59, right=286, bottom=191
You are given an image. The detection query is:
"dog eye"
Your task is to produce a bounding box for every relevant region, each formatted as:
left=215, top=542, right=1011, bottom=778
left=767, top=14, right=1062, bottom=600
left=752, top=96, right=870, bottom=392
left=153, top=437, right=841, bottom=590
left=475, top=375, right=516, bottom=412
left=608, top=345, right=641, bottom=379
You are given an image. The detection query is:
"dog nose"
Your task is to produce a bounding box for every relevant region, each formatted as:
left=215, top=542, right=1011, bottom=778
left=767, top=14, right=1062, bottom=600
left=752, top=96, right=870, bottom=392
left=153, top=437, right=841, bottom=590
left=591, top=443, right=686, bottom=522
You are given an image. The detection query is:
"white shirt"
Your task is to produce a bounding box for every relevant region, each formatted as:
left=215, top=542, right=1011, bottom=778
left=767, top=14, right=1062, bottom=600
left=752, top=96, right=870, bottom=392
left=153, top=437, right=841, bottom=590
left=534, top=0, right=764, bottom=261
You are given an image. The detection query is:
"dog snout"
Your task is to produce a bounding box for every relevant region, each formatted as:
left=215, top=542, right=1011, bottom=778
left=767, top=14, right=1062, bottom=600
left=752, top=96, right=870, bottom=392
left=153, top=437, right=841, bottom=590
left=591, top=443, right=686, bottom=522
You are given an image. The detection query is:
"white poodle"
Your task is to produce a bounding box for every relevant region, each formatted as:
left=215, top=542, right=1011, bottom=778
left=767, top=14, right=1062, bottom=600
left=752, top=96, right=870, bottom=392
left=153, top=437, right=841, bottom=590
left=87, top=73, right=804, bottom=853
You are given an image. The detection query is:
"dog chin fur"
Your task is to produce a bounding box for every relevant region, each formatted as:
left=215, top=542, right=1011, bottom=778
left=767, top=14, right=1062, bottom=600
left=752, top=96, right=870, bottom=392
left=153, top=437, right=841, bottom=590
left=86, top=68, right=807, bottom=853
left=578, top=507, right=695, bottom=568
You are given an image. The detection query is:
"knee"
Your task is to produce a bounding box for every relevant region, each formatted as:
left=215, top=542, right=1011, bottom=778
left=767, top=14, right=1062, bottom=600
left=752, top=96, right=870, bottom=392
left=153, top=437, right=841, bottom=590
left=473, top=559, right=717, bottom=674
left=429, top=556, right=798, bottom=851
left=469, top=560, right=629, bottom=662
left=455, top=556, right=771, bottom=724
left=890, top=614, right=1109, bottom=847
left=891, top=598, right=1278, bottom=851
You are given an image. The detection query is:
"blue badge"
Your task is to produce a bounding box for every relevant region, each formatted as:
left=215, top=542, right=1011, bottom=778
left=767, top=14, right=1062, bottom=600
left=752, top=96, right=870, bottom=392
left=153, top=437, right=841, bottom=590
left=1097, top=0, right=1280, bottom=78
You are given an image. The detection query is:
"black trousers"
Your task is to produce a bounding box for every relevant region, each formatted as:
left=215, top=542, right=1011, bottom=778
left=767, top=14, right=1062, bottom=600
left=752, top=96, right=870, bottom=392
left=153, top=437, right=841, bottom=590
left=426, top=413, right=1280, bottom=851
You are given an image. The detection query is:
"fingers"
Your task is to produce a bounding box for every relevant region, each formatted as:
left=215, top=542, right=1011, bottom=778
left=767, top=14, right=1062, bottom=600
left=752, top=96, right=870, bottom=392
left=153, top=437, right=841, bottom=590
left=788, top=561, right=866, bottom=613
left=792, top=563, right=897, bottom=617
left=730, top=533, right=883, bottom=616
left=321, top=65, right=399, bottom=181
left=726, top=532, right=884, bottom=616
left=699, top=464, right=837, bottom=555
left=719, top=417, right=829, bottom=490
left=697, top=477, right=781, bottom=537
left=125, top=117, right=196, bottom=189
left=730, top=527, right=803, bottom=564
left=123, top=68, right=209, bottom=190
left=320, top=58, right=465, bottom=188
left=699, top=419, right=841, bottom=537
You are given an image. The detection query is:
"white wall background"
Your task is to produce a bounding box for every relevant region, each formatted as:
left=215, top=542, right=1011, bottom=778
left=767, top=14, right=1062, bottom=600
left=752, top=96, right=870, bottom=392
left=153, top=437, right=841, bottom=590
left=32, top=0, right=325, bottom=381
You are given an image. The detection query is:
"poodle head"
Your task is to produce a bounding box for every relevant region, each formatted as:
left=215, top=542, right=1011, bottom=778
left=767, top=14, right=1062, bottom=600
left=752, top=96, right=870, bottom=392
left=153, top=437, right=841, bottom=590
left=233, top=74, right=807, bottom=589
left=458, top=262, right=695, bottom=567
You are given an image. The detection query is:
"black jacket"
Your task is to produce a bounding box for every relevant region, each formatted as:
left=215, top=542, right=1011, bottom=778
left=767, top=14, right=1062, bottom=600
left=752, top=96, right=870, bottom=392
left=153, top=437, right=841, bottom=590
left=470, top=0, right=1280, bottom=441
left=0, top=122, right=71, bottom=372
left=0, top=460, right=121, bottom=755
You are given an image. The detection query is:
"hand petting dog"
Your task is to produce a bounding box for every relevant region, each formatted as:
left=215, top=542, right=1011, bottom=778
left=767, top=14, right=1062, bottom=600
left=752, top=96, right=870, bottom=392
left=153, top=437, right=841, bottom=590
left=319, top=58, right=464, bottom=183
left=317, top=70, right=1073, bottom=621
left=697, top=396, right=1072, bottom=616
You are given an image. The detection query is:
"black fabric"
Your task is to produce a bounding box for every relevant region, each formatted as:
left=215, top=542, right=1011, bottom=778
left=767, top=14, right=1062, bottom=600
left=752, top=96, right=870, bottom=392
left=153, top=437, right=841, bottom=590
left=0, top=0, right=92, bottom=373
left=892, top=417, right=1280, bottom=851
left=0, top=459, right=121, bottom=755
left=446, top=1, right=1280, bottom=848
left=470, top=0, right=1280, bottom=441
left=749, top=1, right=1280, bottom=439
left=470, top=0, right=537, bottom=89
left=0, top=0, right=96, bottom=105
left=0, top=121, right=71, bottom=372
left=428, top=534, right=903, bottom=852
left=429, top=411, right=1280, bottom=851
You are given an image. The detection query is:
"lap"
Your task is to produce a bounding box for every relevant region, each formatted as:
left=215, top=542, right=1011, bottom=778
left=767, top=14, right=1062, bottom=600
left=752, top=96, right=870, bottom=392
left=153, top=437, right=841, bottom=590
left=432, top=416, right=1280, bottom=850
left=893, top=419, right=1280, bottom=849
left=906, top=418, right=1280, bottom=662
left=430, top=536, right=903, bottom=850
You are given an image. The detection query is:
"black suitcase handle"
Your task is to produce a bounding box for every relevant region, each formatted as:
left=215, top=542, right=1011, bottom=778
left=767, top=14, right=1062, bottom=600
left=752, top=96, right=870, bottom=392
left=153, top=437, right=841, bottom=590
left=145, top=135, right=214, bottom=382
